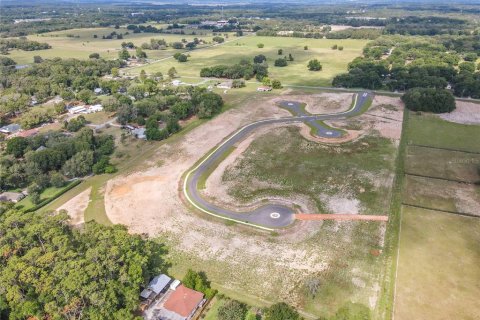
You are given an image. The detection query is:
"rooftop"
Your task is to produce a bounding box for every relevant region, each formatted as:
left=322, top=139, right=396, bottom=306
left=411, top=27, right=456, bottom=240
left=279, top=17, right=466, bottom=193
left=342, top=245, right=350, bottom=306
left=0, top=123, right=21, bottom=134
left=149, top=274, right=172, bottom=295
left=163, top=285, right=204, bottom=318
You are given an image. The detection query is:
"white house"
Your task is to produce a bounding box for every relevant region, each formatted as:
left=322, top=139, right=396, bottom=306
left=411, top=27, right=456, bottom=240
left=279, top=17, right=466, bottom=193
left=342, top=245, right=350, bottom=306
left=68, top=106, right=87, bottom=114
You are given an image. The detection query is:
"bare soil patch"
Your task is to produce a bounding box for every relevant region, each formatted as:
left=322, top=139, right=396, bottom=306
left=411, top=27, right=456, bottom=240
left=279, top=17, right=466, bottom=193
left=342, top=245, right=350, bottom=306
left=57, top=187, right=91, bottom=225
left=439, top=100, right=480, bottom=125
left=103, top=93, right=396, bottom=313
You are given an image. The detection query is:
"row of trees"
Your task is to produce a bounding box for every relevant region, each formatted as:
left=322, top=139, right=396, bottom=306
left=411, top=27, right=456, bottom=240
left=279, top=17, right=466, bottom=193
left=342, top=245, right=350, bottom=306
left=200, top=56, right=269, bottom=81
left=0, top=38, right=51, bottom=54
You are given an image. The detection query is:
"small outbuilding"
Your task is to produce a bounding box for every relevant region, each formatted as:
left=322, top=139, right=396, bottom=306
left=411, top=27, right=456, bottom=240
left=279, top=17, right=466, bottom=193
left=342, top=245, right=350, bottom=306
left=140, top=274, right=172, bottom=301
left=0, top=192, right=25, bottom=203
left=68, top=106, right=87, bottom=114
left=217, top=81, right=232, bottom=89
left=257, top=86, right=272, bottom=92
left=0, top=124, right=21, bottom=135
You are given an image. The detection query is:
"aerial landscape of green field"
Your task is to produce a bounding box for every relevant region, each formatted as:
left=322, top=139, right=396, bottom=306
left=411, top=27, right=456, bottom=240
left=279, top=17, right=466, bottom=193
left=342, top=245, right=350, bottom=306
left=0, top=1, right=480, bottom=320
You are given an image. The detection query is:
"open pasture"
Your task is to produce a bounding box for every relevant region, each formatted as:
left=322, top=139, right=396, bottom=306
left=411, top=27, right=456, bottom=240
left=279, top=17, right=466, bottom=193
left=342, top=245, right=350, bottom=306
left=126, top=36, right=368, bottom=86
left=3, top=27, right=219, bottom=64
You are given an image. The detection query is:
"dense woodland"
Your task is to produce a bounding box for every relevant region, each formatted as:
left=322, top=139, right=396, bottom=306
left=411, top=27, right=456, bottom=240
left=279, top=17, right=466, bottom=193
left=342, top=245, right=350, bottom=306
left=333, top=35, right=480, bottom=98
left=200, top=56, right=269, bottom=81
left=0, top=209, right=167, bottom=319
left=1, top=128, right=116, bottom=202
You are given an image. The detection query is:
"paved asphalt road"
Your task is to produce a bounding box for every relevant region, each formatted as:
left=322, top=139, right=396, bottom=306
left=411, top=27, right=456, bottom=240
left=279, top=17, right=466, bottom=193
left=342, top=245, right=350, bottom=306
left=183, top=92, right=372, bottom=230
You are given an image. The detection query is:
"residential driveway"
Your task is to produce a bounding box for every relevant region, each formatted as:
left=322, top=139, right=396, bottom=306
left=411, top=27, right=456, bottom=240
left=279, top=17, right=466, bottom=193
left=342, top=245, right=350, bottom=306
left=183, top=92, right=372, bottom=230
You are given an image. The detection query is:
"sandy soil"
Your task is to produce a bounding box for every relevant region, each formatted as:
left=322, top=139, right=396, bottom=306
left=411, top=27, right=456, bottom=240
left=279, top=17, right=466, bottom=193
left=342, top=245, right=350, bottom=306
left=103, top=93, right=395, bottom=308
left=354, top=96, right=404, bottom=141
left=57, top=187, right=91, bottom=225
left=439, top=100, right=480, bottom=125
left=273, top=92, right=354, bottom=115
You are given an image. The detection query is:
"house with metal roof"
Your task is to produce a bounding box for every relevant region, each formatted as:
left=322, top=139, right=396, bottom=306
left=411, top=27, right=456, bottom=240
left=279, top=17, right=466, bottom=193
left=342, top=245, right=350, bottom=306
left=140, top=274, right=172, bottom=300
left=0, top=124, right=21, bottom=134
left=0, top=192, right=25, bottom=203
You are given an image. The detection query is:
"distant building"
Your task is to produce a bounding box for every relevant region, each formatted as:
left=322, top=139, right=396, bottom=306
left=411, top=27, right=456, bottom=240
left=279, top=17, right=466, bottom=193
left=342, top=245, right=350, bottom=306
left=132, top=127, right=146, bottom=140
left=159, top=285, right=205, bottom=320
left=172, top=80, right=182, bottom=86
left=257, top=86, right=272, bottom=92
left=86, top=104, right=103, bottom=113
left=217, top=81, right=232, bottom=89
left=0, top=192, right=25, bottom=203
left=68, top=106, right=87, bottom=114
left=0, top=124, right=21, bottom=135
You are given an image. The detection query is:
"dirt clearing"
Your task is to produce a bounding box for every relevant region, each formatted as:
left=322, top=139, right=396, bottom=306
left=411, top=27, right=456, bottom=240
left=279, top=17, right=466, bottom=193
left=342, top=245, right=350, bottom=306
left=57, top=187, right=91, bottom=225
left=439, top=100, right=480, bottom=125
left=103, top=92, right=398, bottom=316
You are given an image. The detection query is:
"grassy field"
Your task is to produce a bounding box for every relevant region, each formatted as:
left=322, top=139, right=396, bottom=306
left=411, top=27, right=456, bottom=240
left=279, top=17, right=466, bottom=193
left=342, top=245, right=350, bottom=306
left=395, top=110, right=480, bottom=319
left=402, top=112, right=480, bottom=216
left=394, top=207, right=480, bottom=320
left=406, top=113, right=480, bottom=152
left=3, top=27, right=220, bottom=64
left=164, top=218, right=387, bottom=319
left=223, top=126, right=397, bottom=215
left=405, top=145, right=480, bottom=182
left=403, top=175, right=479, bottom=215
left=126, top=36, right=368, bottom=86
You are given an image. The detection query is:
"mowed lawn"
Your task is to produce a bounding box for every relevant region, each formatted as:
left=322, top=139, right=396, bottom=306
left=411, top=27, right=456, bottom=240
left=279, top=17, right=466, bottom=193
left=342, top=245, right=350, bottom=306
left=127, top=36, right=368, bottom=86
left=406, top=113, right=480, bottom=152
left=394, top=207, right=480, bottom=320
left=3, top=27, right=218, bottom=64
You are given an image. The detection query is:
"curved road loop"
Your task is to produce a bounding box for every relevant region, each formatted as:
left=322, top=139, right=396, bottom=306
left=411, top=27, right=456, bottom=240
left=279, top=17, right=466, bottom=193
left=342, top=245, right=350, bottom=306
left=183, top=92, right=372, bottom=230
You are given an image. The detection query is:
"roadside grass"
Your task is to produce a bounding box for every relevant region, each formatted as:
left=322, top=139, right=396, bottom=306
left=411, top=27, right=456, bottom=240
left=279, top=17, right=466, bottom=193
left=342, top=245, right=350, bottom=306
left=405, top=145, right=480, bottom=183
left=394, top=207, right=480, bottom=320
left=197, top=146, right=236, bottom=190
left=374, top=108, right=408, bottom=320
left=126, top=36, right=368, bottom=86
left=406, top=113, right=480, bottom=152
left=161, top=219, right=383, bottom=320
left=222, top=126, right=397, bottom=215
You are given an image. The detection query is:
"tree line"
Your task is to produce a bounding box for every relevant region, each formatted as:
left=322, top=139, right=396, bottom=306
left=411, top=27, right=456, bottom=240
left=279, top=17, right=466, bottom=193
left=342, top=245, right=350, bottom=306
left=0, top=38, right=51, bottom=54
left=1, top=128, right=116, bottom=200
left=200, top=55, right=269, bottom=81
left=0, top=209, right=168, bottom=319
left=333, top=35, right=480, bottom=99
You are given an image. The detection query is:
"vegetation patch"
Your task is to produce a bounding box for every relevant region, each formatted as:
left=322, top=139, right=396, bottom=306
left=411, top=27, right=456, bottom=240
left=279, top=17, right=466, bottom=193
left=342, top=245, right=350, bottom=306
left=406, top=113, right=480, bottom=153
left=395, top=207, right=480, bottom=320
left=222, top=126, right=397, bottom=214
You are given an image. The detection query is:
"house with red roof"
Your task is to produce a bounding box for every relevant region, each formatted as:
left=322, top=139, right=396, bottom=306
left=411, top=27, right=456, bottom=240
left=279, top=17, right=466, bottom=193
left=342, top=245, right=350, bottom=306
left=156, top=285, right=205, bottom=320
